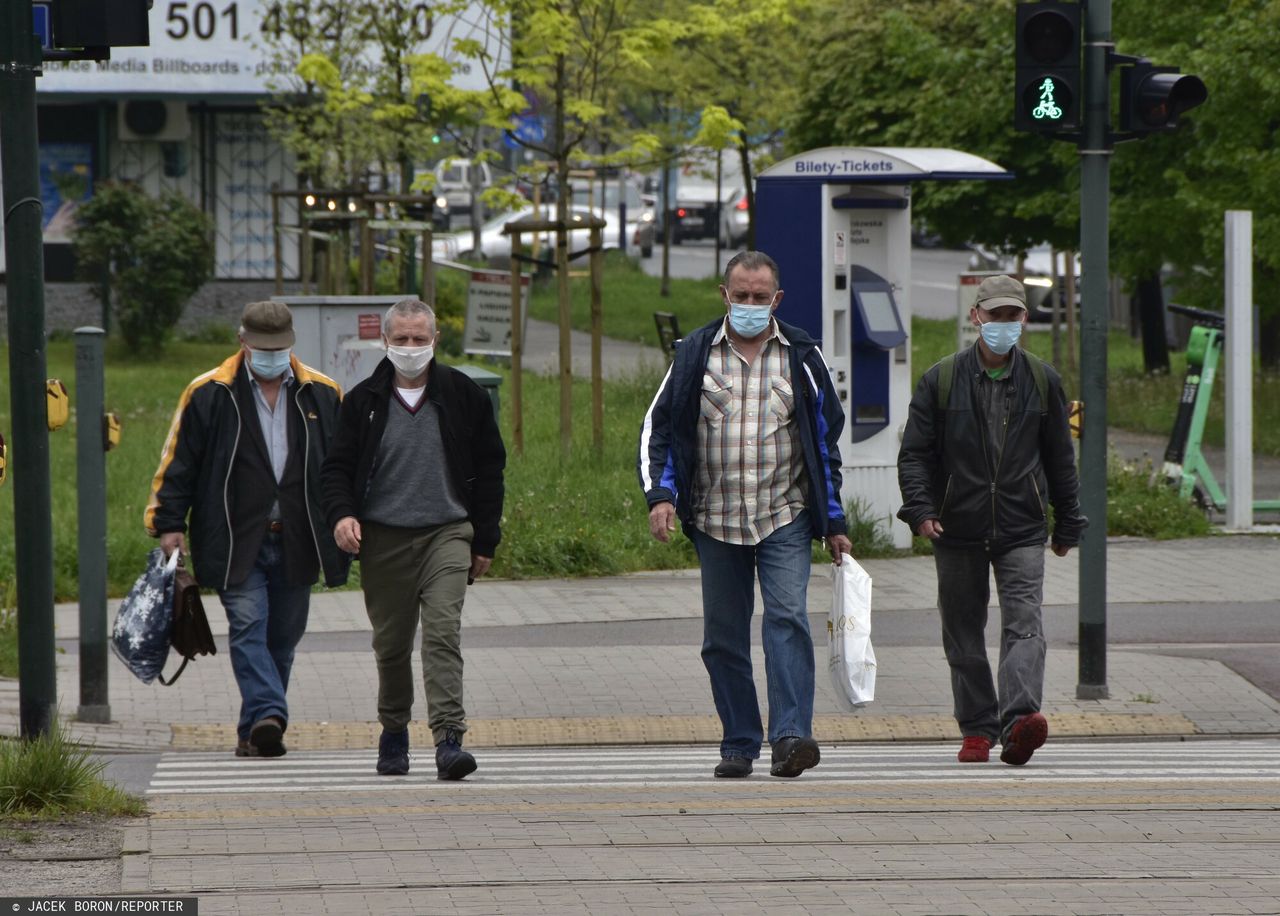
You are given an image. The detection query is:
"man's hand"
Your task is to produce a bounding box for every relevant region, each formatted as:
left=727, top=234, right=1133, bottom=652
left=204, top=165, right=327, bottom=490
left=334, top=516, right=362, bottom=554
left=468, top=554, right=492, bottom=585
left=826, top=533, right=853, bottom=565
left=648, top=502, right=676, bottom=543
left=1051, top=542, right=1072, bottom=557
left=159, top=531, right=186, bottom=558
left=917, top=518, right=944, bottom=540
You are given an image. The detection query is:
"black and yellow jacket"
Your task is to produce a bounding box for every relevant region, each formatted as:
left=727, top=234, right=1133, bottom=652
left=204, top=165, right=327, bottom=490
left=145, top=352, right=350, bottom=590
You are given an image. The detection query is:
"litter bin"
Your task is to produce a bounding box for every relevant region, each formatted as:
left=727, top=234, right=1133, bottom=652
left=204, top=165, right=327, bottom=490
left=456, top=365, right=502, bottom=422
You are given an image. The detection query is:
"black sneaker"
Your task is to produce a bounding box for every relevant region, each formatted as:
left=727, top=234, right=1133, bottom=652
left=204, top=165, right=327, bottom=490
left=769, top=736, right=821, bottom=778
left=376, top=728, right=410, bottom=776
left=435, top=729, right=477, bottom=781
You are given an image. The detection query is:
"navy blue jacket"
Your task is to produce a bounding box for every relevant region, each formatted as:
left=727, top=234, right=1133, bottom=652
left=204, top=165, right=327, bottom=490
left=638, top=317, right=848, bottom=541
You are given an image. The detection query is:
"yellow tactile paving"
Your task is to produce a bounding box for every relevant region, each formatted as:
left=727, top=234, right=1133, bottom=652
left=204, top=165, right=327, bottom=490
left=169, top=712, right=1198, bottom=751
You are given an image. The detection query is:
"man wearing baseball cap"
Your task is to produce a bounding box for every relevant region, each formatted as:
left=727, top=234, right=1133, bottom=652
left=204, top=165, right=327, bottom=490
left=897, top=274, right=1087, bottom=766
left=146, top=301, right=349, bottom=757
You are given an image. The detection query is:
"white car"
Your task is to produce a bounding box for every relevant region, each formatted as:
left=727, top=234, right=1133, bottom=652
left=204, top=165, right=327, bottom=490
left=433, top=158, right=494, bottom=220
left=571, top=183, right=656, bottom=258
left=968, top=244, right=1081, bottom=322
left=432, top=204, right=628, bottom=263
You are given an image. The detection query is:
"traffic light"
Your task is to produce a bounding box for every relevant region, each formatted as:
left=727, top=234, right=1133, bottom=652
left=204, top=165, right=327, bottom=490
left=1014, top=1, right=1081, bottom=134
left=1119, top=60, right=1207, bottom=136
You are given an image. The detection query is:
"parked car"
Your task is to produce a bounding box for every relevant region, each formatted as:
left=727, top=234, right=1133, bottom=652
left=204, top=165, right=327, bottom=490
left=667, top=155, right=750, bottom=247
left=967, top=244, right=1081, bottom=323
left=432, top=203, right=634, bottom=263
left=571, top=182, right=656, bottom=258
left=433, top=158, right=494, bottom=220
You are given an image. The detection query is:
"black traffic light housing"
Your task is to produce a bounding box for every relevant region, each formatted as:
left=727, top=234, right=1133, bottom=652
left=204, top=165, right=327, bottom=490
left=1015, top=0, right=1082, bottom=134
left=1119, top=60, right=1208, bottom=136
left=50, top=0, right=150, bottom=49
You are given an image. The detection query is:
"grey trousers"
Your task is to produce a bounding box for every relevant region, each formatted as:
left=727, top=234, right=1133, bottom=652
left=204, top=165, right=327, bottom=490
left=360, top=519, right=473, bottom=744
left=934, top=543, right=1046, bottom=744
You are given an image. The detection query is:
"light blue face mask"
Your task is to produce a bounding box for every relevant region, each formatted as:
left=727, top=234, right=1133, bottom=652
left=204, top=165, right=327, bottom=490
left=248, top=347, right=291, bottom=379
left=728, top=301, right=773, bottom=338
left=979, top=320, right=1023, bottom=355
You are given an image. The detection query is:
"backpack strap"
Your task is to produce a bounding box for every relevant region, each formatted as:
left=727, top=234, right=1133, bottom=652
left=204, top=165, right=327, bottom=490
left=1021, top=349, right=1049, bottom=413
left=936, top=352, right=957, bottom=411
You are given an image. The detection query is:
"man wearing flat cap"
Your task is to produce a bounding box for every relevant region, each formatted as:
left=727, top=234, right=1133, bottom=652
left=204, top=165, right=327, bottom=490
left=897, top=274, right=1087, bottom=767
left=146, top=301, right=349, bottom=758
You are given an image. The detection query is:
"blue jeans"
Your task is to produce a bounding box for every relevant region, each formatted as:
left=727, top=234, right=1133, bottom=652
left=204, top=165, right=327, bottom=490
left=218, top=534, right=312, bottom=740
left=690, top=512, right=816, bottom=759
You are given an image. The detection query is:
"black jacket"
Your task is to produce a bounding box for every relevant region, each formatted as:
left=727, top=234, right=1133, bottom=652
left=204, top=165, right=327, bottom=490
left=897, top=344, right=1087, bottom=552
left=145, top=352, right=350, bottom=590
left=638, top=316, right=848, bottom=541
left=320, top=358, right=506, bottom=557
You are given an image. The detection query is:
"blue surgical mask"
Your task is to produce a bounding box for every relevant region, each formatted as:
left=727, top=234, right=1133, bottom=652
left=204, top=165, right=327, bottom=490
left=248, top=347, right=291, bottom=379
left=979, top=320, right=1023, bottom=355
left=728, top=301, right=773, bottom=338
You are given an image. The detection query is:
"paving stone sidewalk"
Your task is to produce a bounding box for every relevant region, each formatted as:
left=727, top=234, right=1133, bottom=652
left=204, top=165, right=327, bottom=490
left=4, top=535, right=1278, bottom=751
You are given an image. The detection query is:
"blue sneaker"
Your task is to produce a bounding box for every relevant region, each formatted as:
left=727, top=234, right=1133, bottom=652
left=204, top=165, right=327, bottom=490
left=435, top=729, right=477, bottom=780
left=376, top=728, right=410, bottom=776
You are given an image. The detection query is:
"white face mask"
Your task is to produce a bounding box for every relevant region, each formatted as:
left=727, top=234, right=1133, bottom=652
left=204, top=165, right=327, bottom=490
left=386, top=344, right=434, bottom=377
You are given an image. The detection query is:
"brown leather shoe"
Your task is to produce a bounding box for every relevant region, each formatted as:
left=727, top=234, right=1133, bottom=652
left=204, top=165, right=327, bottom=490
left=249, top=716, right=287, bottom=758
left=234, top=739, right=259, bottom=758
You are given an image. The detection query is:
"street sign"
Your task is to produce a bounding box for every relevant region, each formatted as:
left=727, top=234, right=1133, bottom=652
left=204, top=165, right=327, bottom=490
left=32, top=3, right=52, bottom=50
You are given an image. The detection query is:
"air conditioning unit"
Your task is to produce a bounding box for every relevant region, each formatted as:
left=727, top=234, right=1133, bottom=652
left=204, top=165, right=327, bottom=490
left=118, top=100, right=190, bottom=143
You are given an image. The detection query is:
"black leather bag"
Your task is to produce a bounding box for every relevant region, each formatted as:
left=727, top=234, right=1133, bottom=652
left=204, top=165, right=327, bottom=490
left=158, top=558, right=217, bottom=686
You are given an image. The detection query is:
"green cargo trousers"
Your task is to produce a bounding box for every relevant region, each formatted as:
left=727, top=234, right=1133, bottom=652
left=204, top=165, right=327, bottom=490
left=359, top=519, right=474, bottom=744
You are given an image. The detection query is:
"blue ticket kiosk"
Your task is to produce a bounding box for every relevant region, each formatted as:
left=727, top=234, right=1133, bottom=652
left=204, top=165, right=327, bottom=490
left=755, top=147, right=1011, bottom=546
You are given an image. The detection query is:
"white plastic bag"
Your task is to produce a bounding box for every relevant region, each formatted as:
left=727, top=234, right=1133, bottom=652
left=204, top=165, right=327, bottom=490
left=828, top=557, right=876, bottom=710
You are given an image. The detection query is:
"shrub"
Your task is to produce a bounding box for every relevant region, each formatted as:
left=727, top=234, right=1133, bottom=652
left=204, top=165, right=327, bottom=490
left=0, top=722, right=143, bottom=818
left=72, top=183, right=214, bottom=353
left=1106, top=453, right=1213, bottom=539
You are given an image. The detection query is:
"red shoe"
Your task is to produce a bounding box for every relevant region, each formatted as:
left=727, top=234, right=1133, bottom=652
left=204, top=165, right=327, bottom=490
left=1000, top=713, right=1048, bottom=766
left=957, top=736, right=992, bottom=763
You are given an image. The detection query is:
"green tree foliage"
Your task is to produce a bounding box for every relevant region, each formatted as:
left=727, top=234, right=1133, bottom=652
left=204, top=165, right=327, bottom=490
left=792, top=0, right=1280, bottom=363
left=789, top=0, right=1078, bottom=254
left=72, top=183, right=214, bottom=353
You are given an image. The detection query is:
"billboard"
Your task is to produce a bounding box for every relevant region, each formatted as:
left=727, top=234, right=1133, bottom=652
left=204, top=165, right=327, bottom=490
left=37, top=0, right=507, bottom=95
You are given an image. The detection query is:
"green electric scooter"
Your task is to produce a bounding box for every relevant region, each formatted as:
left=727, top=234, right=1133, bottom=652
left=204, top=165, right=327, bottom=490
left=1160, top=303, right=1280, bottom=512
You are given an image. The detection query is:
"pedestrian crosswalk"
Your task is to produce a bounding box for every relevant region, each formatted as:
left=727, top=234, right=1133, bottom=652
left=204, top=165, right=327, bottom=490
left=146, top=740, right=1280, bottom=795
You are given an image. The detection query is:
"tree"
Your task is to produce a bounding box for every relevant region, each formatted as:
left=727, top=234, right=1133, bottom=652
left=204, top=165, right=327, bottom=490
left=789, top=0, right=1078, bottom=256
left=72, top=183, right=214, bottom=352
left=409, top=0, right=674, bottom=453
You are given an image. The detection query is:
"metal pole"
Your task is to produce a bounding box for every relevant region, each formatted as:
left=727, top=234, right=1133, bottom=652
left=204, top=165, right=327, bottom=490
left=589, top=224, right=603, bottom=455
left=509, top=232, right=524, bottom=455
left=1, top=0, right=58, bottom=737
left=1224, top=210, right=1253, bottom=530
left=75, top=328, right=110, bottom=724
left=1076, top=0, right=1111, bottom=700
left=272, top=190, right=283, bottom=296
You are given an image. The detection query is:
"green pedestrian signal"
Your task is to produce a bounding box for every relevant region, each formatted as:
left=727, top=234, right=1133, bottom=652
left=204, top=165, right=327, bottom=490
left=1014, top=1, right=1081, bottom=134
left=1027, top=75, right=1069, bottom=123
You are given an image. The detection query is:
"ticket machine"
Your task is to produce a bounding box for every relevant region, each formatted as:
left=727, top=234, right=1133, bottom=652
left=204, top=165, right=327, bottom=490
left=756, top=147, right=1011, bottom=546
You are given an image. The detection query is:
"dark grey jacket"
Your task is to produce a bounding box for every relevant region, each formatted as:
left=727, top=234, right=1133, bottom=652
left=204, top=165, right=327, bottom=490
left=897, top=344, right=1087, bottom=552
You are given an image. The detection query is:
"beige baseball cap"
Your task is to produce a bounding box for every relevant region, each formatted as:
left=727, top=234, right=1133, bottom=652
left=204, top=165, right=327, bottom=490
left=975, top=274, right=1028, bottom=311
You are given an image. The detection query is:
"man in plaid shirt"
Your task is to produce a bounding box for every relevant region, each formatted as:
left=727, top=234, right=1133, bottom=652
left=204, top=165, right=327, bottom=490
left=638, top=251, right=852, bottom=779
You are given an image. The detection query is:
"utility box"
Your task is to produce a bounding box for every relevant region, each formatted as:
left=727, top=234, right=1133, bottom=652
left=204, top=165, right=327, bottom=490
left=755, top=147, right=1011, bottom=547
left=273, top=295, right=404, bottom=394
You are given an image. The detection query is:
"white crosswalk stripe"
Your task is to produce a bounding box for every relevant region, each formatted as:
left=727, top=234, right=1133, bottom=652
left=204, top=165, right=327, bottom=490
left=146, top=740, right=1280, bottom=795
